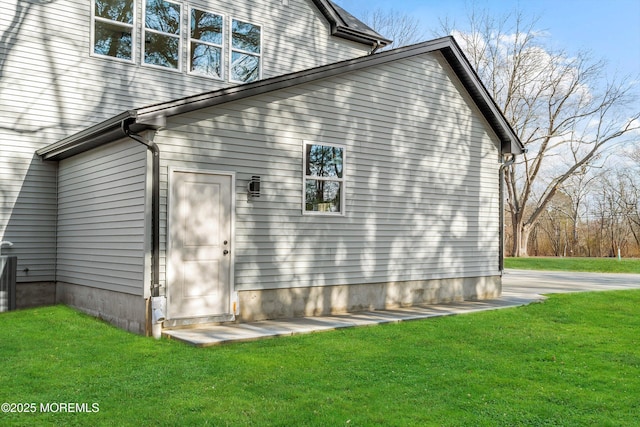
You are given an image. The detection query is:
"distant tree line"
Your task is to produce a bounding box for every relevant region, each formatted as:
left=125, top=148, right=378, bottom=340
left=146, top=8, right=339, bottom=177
left=505, top=148, right=640, bottom=257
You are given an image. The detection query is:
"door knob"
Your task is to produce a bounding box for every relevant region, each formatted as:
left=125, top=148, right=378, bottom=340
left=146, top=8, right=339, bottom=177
left=223, top=250, right=229, bottom=255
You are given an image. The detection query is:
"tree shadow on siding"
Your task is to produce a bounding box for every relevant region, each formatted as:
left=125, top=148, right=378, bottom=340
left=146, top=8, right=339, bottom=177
left=0, top=0, right=57, bottom=80
left=1, top=0, right=61, bottom=287
left=2, top=154, right=57, bottom=300
left=1, top=0, right=156, bottom=297
left=1, top=0, right=501, bottom=323
left=157, top=49, right=502, bottom=322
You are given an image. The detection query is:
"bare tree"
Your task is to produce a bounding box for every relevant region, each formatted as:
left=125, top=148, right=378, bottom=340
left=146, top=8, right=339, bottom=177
left=610, top=154, right=640, bottom=252
left=537, top=191, right=573, bottom=256
left=560, top=165, right=603, bottom=256
left=439, top=10, right=640, bottom=256
left=594, top=172, right=635, bottom=257
left=359, top=8, right=425, bottom=49
left=629, top=148, right=640, bottom=240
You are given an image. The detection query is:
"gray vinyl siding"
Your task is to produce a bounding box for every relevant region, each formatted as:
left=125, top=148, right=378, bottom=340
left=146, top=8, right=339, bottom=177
left=0, top=144, right=58, bottom=282
left=156, top=51, right=502, bottom=291
left=56, top=140, right=148, bottom=295
left=1, top=0, right=368, bottom=128
left=0, top=0, right=368, bottom=282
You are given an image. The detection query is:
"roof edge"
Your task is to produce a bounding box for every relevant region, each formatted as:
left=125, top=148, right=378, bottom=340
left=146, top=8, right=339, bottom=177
left=38, top=36, right=524, bottom=160
left=312, top=0, right=392, bottom=48
left=135, top=38, right=455, bottom=120
left=36, top=111, right=136, bottom=160
left=439, top=37, right=524, bottom=155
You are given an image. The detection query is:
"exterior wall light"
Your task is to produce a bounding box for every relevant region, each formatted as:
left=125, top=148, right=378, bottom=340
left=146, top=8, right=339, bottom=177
left=247, top=176, right=261, bottom=200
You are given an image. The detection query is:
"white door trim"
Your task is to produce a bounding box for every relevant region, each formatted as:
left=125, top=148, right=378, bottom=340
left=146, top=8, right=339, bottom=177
left=166, top=167, right=236, bottom=321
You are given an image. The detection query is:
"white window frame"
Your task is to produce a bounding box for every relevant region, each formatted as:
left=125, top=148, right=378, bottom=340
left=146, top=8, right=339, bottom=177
left=91, top=0, right=136, bottom=63
left=302, top=141, right=346, bottom=216
left=142, top=0, right=182, bottom=72
left=229, top=17, right=262, bottom=83
left=187, top=7, right=225, bottom=80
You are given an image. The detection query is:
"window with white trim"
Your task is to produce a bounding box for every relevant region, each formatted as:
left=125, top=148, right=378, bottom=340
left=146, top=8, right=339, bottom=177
left=92, top=0, right=135, bottom=61
left=92, top=2, right=263, bottom=83
left=189, top=8, right=223, bottom=79
left=303, top=142, right=345, bottom=215
left=230, top=18, right=261, bottom=83
left=143, top=0, right=182, bottom=70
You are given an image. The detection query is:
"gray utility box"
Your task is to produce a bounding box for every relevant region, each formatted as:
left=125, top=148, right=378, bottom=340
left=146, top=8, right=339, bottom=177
left=0, top=256, right=17, bottom=312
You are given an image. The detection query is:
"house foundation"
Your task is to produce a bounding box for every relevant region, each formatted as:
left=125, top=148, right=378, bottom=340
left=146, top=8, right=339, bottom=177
left=237, top=276, right=501, bottom=322
left=15, top=282, right=56, bottom=309
left=55, top=282, right=146, bottom=334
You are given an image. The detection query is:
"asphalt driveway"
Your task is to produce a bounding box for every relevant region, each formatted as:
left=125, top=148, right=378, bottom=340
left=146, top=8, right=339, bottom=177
left=502, top=269, right=640, bottom=296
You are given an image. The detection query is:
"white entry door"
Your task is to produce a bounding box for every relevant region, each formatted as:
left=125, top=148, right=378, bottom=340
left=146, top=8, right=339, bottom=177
left=168, top=170, right=233, bottom=319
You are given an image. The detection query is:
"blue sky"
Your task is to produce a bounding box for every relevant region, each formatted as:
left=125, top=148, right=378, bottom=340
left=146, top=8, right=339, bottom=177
left=337, top=0, right=640, bottom=79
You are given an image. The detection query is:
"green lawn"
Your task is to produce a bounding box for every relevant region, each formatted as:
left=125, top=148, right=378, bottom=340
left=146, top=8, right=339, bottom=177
left=504, top=256, right=640, bottom=274
left=2, top=292, right=640, bottom=426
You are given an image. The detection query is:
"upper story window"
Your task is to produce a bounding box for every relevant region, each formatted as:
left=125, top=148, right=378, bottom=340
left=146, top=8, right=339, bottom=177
left=231, top=19, right=261, bottom=83
left=304, top=142, right=346, bottom=215
left=92, top=0, right=135, bottom=61
left=92, top=1, right=262, bottom=82
left=189, top=9, right=224, bottom=79
left=143, top=0, right=182, bottom=70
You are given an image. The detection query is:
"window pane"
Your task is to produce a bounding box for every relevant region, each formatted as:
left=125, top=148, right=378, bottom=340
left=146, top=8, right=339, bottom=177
left=95, top=0, right=134, bottom=24
left=305, top=180, right=341, bottom=213
left=94, top=21, right=132, bottom=59
left=191, top=10, right=222, bottom=44
left=190, top=43, right=222, bottom=78
left=306, top=145, right=343, bottom=178
left=144, top=33, right=179, bottom=68
left=231, top=52, right=259, bottom=82
left=146, top=0, right=180, bottom=34
left=232, top=19, right=260, bottom=53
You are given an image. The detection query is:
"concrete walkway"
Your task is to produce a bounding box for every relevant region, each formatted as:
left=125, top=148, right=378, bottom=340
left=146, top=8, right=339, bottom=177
left=163, top=269, right=640, bottom=347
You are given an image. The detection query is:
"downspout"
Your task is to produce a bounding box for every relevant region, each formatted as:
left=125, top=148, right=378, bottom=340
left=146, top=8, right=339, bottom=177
left=370, top=40, right=384, bottom=54
left=122, top=120, right=162, bottom=336
left=499, top=153, right=516, bottom=272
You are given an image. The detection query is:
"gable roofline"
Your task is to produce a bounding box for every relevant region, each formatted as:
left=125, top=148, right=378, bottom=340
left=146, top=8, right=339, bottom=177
left=37, top=36, right=524, bottom=161
left=312, top=0, right=392, bottom=49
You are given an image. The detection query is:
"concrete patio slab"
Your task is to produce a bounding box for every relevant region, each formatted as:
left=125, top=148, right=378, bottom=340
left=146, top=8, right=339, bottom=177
left=163, top=289, right=545, bottom=347
left=163, top=269, right=640, bottom=347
